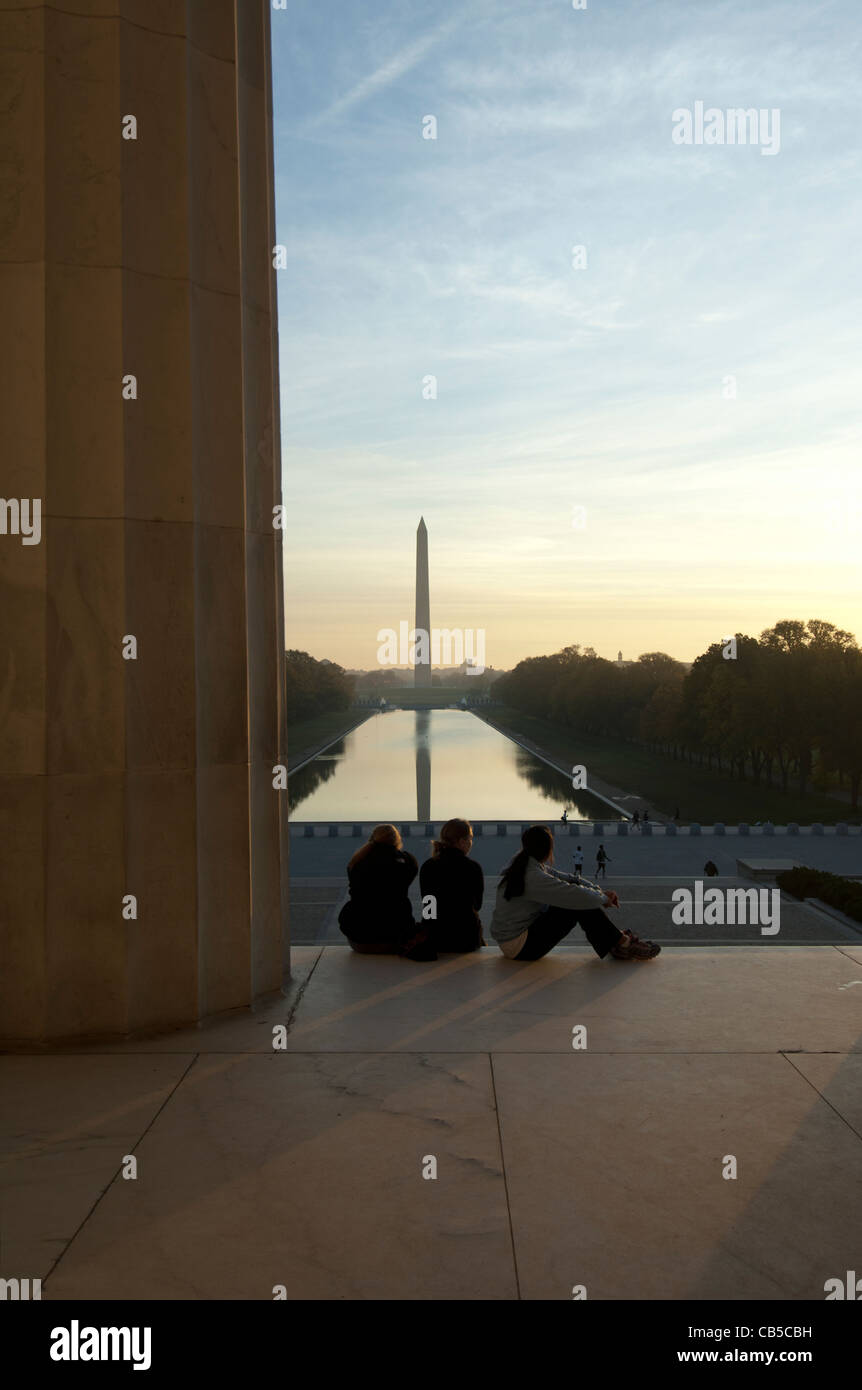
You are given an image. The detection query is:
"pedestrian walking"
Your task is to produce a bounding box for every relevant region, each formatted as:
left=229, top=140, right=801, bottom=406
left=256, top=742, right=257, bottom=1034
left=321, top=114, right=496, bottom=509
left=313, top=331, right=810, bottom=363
left=573, top=844, right=584, bottom=875
left=596, top=844, right=611, bottom=879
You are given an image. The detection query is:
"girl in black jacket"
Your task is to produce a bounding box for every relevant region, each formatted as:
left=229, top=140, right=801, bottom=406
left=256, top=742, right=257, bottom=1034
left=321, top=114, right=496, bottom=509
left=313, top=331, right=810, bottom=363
left=419, top=818, right=484, bottom=953
left=338, top=824, right=436, bottom=960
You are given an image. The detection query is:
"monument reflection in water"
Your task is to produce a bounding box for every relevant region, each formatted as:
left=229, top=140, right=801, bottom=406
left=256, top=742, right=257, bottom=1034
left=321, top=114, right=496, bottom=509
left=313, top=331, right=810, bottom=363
left=288, top=709, right=621, bottom=822
left=415, top=708, right=431, bottom=821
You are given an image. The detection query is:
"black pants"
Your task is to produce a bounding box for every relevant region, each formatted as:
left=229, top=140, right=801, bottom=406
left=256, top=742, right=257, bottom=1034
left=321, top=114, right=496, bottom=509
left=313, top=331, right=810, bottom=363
left=515, top=906, right=623, bottom=961
left=339, top=899, right=415, bottom=953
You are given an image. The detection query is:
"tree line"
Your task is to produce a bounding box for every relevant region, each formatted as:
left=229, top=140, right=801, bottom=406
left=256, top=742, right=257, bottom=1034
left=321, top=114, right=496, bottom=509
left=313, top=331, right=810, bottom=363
left=285, top=650, right=355, bottom=724
left=495, top=620, right=862, bottom=808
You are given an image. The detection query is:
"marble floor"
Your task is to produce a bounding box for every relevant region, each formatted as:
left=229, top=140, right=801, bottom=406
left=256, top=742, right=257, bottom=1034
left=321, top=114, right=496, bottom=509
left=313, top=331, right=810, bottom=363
left=3, top=944, right=862, bottom=1300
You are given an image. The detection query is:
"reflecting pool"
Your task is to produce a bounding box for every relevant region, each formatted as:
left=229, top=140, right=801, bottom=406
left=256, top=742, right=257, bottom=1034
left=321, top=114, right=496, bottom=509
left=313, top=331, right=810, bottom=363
left=288, top=709, right=622, bottom=821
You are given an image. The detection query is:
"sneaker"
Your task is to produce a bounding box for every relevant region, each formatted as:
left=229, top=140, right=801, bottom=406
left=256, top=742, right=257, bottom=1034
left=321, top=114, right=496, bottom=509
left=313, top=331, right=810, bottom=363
left=611, top=930, right=661, bottom=961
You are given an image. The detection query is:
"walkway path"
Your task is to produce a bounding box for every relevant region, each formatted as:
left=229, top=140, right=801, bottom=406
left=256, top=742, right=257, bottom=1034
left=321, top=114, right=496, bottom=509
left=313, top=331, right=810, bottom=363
left=290, top=826, right=862, bottom=882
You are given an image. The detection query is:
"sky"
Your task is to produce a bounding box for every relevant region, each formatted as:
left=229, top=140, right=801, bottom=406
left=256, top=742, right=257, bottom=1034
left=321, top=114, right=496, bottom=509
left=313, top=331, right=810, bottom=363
left=271, top=0, right=862, bottom=673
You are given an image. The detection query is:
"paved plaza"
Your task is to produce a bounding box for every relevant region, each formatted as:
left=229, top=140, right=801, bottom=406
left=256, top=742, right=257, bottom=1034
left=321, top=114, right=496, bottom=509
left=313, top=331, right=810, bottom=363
left=291, top=824, right=862, bottom=877
left=5, top=939, right=862, bottom=1301
left=5, top=824, right=860, bottom=1302
left=290, top=828, right=862, bottom=946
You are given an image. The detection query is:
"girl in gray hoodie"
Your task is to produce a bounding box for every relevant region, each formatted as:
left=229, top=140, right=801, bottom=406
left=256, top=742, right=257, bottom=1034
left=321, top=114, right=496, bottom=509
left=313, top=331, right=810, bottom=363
left=491, top=825, right=660, bottom=962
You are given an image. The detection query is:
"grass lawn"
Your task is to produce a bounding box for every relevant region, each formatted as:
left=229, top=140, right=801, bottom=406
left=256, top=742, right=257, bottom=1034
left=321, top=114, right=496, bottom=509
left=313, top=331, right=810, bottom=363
left=483, top=707, right=862, bottom=825
left=287, top=709, right=370, bottom=770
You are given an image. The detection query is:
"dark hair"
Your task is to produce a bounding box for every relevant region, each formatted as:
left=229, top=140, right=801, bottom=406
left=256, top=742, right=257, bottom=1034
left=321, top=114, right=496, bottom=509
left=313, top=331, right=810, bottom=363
left=348, top=823, right=402, bottom=870
left=432, top=817, right=472, bottom=856
left=500, top=825, right=554, bottom=900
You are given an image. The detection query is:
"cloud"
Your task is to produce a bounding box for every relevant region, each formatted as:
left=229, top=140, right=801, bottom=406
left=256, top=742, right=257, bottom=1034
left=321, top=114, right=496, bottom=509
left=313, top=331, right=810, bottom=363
left=305, top=14, right=463, bottom=128
left=272, top=0, right=862, bottom=666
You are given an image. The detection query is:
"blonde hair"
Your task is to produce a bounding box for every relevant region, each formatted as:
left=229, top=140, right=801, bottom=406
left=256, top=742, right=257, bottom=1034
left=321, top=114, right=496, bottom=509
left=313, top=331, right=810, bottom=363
left=432, top=818, right=473, bottom=856
left=348, top=823, right=402, bottom=869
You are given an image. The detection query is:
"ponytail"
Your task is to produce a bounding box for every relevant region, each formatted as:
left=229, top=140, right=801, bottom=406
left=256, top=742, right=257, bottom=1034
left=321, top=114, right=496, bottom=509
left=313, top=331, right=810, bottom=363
left=500, top=825, right=554, bottom=900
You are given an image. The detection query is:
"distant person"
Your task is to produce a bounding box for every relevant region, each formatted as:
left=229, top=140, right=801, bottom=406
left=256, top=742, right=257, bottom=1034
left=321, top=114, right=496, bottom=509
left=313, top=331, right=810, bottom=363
left=338, top=824, right=436, bottom=960
left=573, top=844, right=584, bottom=875
left=490, top=825, right=660, bottom=962
left=596, top=844, right=611, bottom=879
left=420, top=818, right=484, bottom=953
left=704, top=860, right=719, bottom=878
left=632, top=809, right=640, bottom=831
left=560, top=808, right=569, bottom=824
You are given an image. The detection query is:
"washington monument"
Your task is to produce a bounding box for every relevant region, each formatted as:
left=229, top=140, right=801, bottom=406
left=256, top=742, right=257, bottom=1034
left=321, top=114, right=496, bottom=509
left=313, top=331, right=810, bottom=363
left=415, top=516, right=431, bottom=687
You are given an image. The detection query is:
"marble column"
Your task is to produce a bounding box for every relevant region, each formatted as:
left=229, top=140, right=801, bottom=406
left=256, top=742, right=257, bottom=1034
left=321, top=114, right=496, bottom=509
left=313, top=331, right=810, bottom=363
left=0, top=0, right=289, bottom=1042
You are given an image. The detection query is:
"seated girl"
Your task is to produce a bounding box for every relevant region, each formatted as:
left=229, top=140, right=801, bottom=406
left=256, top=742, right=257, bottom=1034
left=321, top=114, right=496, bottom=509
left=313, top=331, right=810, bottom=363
left=490, top=824, right=660, bottom=962
left=419, top=818, right=484, bottom=953
left=338, top=824, right=436, bottom=960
